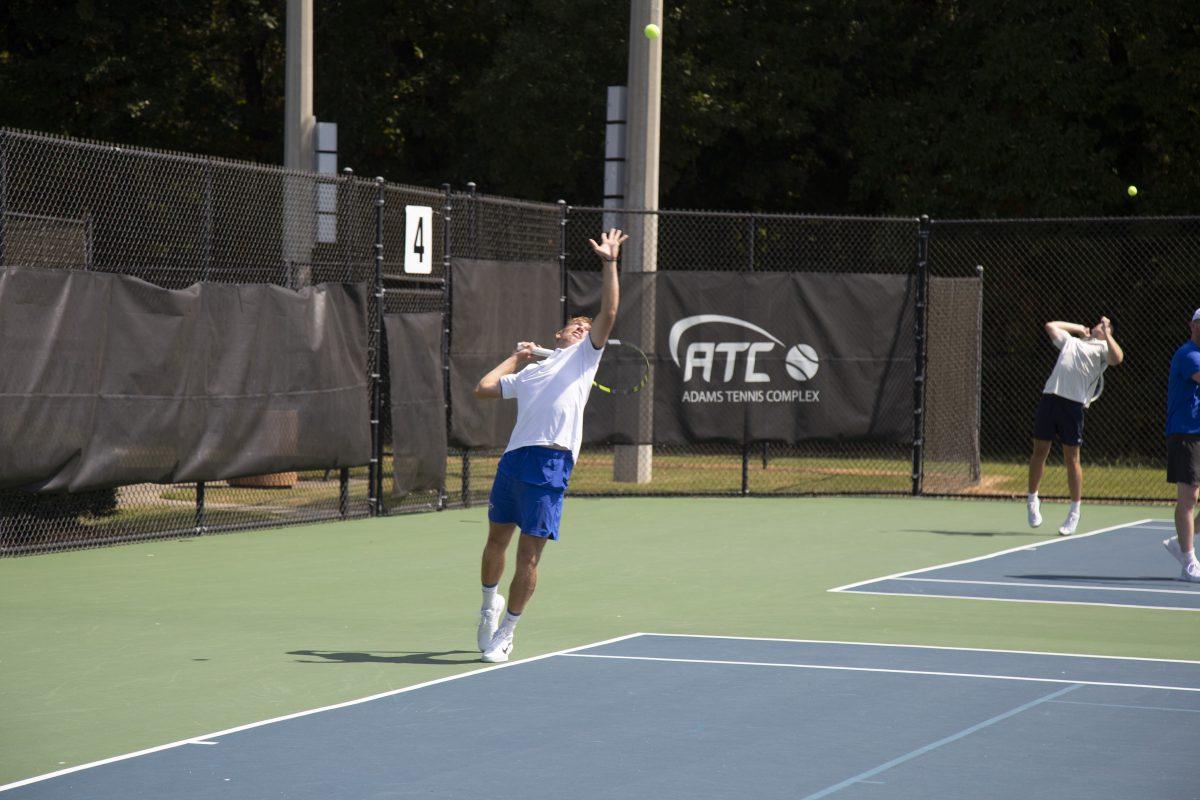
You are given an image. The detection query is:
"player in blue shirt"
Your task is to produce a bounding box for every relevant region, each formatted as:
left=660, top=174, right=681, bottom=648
left=1163, top=308, right=1200, bottom=582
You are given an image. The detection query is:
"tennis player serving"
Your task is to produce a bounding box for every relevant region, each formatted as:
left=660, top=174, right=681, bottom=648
left=1027, top=316, right=1124, bottom=535
left=471, top=228, right=627, bottom=663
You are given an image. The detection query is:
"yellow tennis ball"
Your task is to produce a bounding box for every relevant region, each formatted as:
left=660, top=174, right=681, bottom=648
left=1127, top=185, right=1138, bottom=197
left=644, top=23, right=660, bottom=40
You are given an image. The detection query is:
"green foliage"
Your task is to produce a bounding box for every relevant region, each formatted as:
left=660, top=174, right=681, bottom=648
left=0, top=0, right=285, bottom=162
left=2, top=1, right=1199, bottom=214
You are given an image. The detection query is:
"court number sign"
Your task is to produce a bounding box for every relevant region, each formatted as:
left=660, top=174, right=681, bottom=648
left=404, top=205, right=433, bottom=274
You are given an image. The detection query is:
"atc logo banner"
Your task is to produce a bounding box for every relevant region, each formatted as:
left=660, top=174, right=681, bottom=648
left=567, top=269, right=915, bottom=446
left=668, top=314, right=821, bottom=405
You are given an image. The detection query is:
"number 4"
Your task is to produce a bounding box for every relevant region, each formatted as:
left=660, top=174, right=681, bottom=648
left=412, top=217, right=424, bottom=259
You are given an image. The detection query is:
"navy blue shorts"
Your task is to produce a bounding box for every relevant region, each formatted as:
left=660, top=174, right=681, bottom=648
left=1166, top=435, right=1200, bottom=485
left=487, top=446, right=574, bottom=540
left=1033, top=393, right=1085, bottom=446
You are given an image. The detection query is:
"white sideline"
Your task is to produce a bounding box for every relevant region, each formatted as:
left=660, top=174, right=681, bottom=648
left=562, top=652, right=1200, bottom=694
left=828, top=518, right=1156, bottom=593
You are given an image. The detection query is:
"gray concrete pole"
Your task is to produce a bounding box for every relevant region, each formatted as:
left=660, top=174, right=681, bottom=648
left=613, top=0, right=663, bottom=484
left=623, top=0, right=662, bottom=227
left=284, top=0, right=315, bottom=173
left=283, top=0, right=316, bottom=292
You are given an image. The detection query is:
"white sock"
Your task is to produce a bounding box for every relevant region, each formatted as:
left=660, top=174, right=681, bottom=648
left=498, top=611, right=521, bottom=633
left=1068, top=501, right=1081, bottom=515
left=1027, top=493, right=1038, bottom=504
left=481, top=583, right=498, bottom=610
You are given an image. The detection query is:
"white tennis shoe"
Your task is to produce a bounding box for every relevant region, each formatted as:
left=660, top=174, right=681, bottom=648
left=1163, top=537, right=1189, bottom=567
left=477, top=594, right=505, bottom=652
left=1057, top=510, right=1079, bottom=536
left=1027, top=497, right=1042, bottom=528
left=482, top=627, right=515, bottom=663
left=1182, top=561, right=1200, bottom=584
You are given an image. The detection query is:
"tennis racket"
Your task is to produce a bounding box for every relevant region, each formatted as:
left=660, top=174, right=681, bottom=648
left=592, top=339, right=651, bottom=395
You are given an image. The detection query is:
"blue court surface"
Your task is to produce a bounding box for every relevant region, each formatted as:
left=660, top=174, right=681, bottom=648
left=831, top=519, right=1200, bottom=611
left=4, top=633, right=1199, bottom=799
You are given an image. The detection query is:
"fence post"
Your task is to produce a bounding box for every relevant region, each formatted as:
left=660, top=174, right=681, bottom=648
left=0, top=131, right=7, bottom=266
left=912, top=215, right=930, bottom=496
left=973, top=264, right=984, bottom=483
left=339, top=466, right=350, bottom=517
left=201, top=159, right=214, bottom=281
left=559, top=200, right=569, bottom=325
left=747, top=213, right=755, bottom=272
left=742, top=212, right=756, bottom=493
left=467, top=181, right=478, bottom=256
left=368, top=177, right=386, bottom=516
left=440, top=183, right=453, bottom=511
left=195, top=481, right=206, bottom=534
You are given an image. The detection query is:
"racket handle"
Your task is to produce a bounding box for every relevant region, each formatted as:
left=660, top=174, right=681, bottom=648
left=517, top=342, right=556, bottom=359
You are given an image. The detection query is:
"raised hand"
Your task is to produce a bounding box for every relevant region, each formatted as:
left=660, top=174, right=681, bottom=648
left=588, top=228, right=629, bottom=264
left=513, top=342, right=539, bottom=363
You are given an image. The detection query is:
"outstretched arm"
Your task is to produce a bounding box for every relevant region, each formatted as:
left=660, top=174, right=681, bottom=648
left=587, top=228, right=628, bottom=348
left=1098, top=317, right=1124, bottom=366
left=474, top=344, right=538, bottom=399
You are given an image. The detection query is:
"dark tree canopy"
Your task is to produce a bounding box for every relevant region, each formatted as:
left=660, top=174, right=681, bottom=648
left=2, top=0, right=1198, bottom=215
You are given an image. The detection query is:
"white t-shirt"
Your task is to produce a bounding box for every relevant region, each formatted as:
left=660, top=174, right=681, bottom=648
left=1043, top=333, right=1109, bottom=406
left=499, top=339, right=605, bottom=460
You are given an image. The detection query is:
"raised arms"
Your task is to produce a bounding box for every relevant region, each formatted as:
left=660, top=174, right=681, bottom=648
left=587, top=228, right=628, bottom=348
left=1044, top=321, right=1088, bottom=344
left=1098, top=317, right=1124, bottom=366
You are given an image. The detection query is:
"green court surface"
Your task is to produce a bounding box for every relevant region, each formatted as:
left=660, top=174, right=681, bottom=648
left=0, top=496, right=1186, bottom=785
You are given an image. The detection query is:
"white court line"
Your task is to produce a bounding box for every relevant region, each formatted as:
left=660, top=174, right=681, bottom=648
left=560, top=653, right=1200, bottom=693
left=1048, top=699, right=1200, bottom=715
left=825, top=520, right=1161, bottom=594
left=0, top=632, right=646, bottom=794
left=640, top=632, right=1200, bottom=665
left=901, top=577, right=1200, bottom=596
left=832, top=589, right=1200, bottom=612
left=799, top=684, right=1083, bottom=800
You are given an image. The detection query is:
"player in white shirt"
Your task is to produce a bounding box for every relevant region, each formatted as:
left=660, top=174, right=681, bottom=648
left=470, top=228, right=627, bottom=663
left=1027, top=317, right=1124, bottom=535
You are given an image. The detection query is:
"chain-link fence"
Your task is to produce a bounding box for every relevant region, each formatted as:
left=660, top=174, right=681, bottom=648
left=930, top=217, right=1200, bottom=502
left=0, top=129, right=384, bottom=554
left=1, top=128, right=1191, bottom=554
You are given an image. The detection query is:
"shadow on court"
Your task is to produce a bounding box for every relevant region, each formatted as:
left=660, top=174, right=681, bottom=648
left=288, top=649, right=479, bottom=666
left=905, top=529, right=1038, bottom=538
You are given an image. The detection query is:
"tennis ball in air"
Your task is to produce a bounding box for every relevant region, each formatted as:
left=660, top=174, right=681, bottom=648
left=785, top=344, right=819, bottom=381
left=644, top=23, right=660, bottom=40
left=1127, top=185, right=1138, bottom=197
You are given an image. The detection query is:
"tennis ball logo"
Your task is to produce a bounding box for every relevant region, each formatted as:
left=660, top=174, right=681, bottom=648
left=785, top=344, right=819, bottom=381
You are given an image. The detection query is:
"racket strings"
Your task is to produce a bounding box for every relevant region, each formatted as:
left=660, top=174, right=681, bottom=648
left=593, top=341, right=651, bottom=396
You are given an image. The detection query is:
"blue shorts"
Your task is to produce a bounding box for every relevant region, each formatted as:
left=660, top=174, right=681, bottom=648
left=1033, top=393, right=1085, bottom=446
left=487, top=446, right=574, bottom=541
